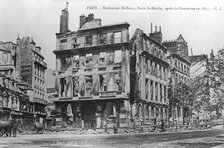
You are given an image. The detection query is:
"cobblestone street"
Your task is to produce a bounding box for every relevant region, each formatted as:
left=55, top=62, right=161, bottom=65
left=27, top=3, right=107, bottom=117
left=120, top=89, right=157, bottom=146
left=1, top=129, right=224, bottom=148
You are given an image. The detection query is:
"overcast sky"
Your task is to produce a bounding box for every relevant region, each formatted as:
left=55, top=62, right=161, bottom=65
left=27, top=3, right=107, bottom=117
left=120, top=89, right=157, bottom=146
left=0, top=0, right=224, bottom=69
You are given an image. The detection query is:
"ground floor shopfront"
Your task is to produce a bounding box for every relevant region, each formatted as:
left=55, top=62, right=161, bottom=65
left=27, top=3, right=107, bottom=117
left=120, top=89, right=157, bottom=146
left=54, top=98, right=170, bottom=129
left=54, top=99, right=131, bottom=129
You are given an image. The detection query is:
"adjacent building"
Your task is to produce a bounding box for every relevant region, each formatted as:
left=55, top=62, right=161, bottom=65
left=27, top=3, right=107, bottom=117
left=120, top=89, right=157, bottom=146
left=53, top=5, right=131, bottom=128
left=16, top=37, right=47, bottom=123
left=167, top=53, right=191, bottom=124
left=130, top=26, right=169, bottom=125
left=163, top=34, right=191, bottom=124
left=0, top=41, right=31, bottom=122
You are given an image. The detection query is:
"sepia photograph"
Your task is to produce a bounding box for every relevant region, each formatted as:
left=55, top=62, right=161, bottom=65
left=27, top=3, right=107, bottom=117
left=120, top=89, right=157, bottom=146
left=0, top=0, right=224, bottom=147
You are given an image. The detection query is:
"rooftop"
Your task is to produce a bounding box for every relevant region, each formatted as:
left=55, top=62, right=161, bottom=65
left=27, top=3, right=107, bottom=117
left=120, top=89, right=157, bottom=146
left=78, top=22, right=130, bottom=32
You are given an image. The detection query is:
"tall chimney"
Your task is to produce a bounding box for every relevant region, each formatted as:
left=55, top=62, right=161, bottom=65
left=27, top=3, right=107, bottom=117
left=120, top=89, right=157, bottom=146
left=155, top=26, right=157, bottom=32
left=79, top=15, right=86, bottom=29
left=159, top=26, right=161, bottom=32
left=87, top=14, right=94, bottom=22
left=59, top=3, right=69, bottom=33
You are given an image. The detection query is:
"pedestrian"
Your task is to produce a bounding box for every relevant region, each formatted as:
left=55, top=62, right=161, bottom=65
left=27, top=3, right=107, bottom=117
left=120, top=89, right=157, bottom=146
left=160, top=120, right=165, bottom=132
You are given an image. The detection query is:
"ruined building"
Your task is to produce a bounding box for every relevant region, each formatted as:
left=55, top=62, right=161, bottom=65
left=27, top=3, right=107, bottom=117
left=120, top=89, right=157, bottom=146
left=0, top=41, right=31, bottom=122
left=130, top=25, right=169, bottom=125
left=16, top=36, right=47, bottom=123
left=53, top=5, right=130, bottom=128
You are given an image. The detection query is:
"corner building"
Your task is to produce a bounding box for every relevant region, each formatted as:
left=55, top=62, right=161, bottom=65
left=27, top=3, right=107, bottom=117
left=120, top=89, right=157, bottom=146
left=53, top=6, right=130, bottom=128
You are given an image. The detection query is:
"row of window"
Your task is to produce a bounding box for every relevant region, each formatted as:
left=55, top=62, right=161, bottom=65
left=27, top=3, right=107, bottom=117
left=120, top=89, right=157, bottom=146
left=33, top=52, right=44, bottom=61
left=35, top=65, right=45, bottom=78
left=21, top=104, right=33, bottom=113
left=175, top=59, right=190, bottom=74
left=174, top=72, right=190, bottom=84
left=60, top=73, right=122, bottom=98
left=145, top=79, right=167, bottom=103
left=143, top=39, right=165, bottom=61
left=136, top=105, right=168, bottom=120
left=85, top=32, right=122, bottom=46
left=59, top=32, right=123, bottom=48
left=1, top=97, right=35, bottom=114
left=2, top=97, right=20, bottom=110
left=34, top=89, right=45, bottom=100
left=71, top=50, right=122, bottom=70
left=34, top=77, right=44, bottom=88
left=0, top=77, right=21, bottom=92
left=144, top=58, right=167, bottom=80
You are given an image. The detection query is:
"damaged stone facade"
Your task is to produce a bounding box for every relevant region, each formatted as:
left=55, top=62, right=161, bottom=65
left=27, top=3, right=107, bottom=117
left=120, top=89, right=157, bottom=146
left=0, top=41, right=35, bottom=124
left=130, top=28, right=169, bottom=126
left=53, top=5, right=130, bottom=129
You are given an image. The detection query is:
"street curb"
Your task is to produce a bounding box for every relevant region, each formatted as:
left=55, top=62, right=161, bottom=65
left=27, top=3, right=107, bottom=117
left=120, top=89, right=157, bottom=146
left=14, top=128, right=216, bottom=138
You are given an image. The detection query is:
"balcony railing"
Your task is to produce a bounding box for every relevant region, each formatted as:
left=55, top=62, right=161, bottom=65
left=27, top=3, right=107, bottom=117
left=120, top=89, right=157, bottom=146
left=33, top=97, right=47, bottom=105
left=33, top=57, right=47, bottom=68
left=99, top=91, right=122, bottom=98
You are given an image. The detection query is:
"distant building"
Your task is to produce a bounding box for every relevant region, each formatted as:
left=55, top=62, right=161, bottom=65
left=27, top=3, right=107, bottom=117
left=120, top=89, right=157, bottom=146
left=167, top=53, right=191, bottom=124
left=163, top=34, right=189, bottom=59
left=130, top=26, right=169, bottom=125
left=53, top=5, right=130, bottom=128
left=45, top=68, right=57, bottom=111
left=16, top=37, right=47, bottom=123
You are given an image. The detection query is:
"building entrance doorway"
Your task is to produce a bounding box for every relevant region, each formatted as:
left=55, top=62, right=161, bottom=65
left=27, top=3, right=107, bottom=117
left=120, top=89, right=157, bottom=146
left=81, top=101, right=96, bottom=129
